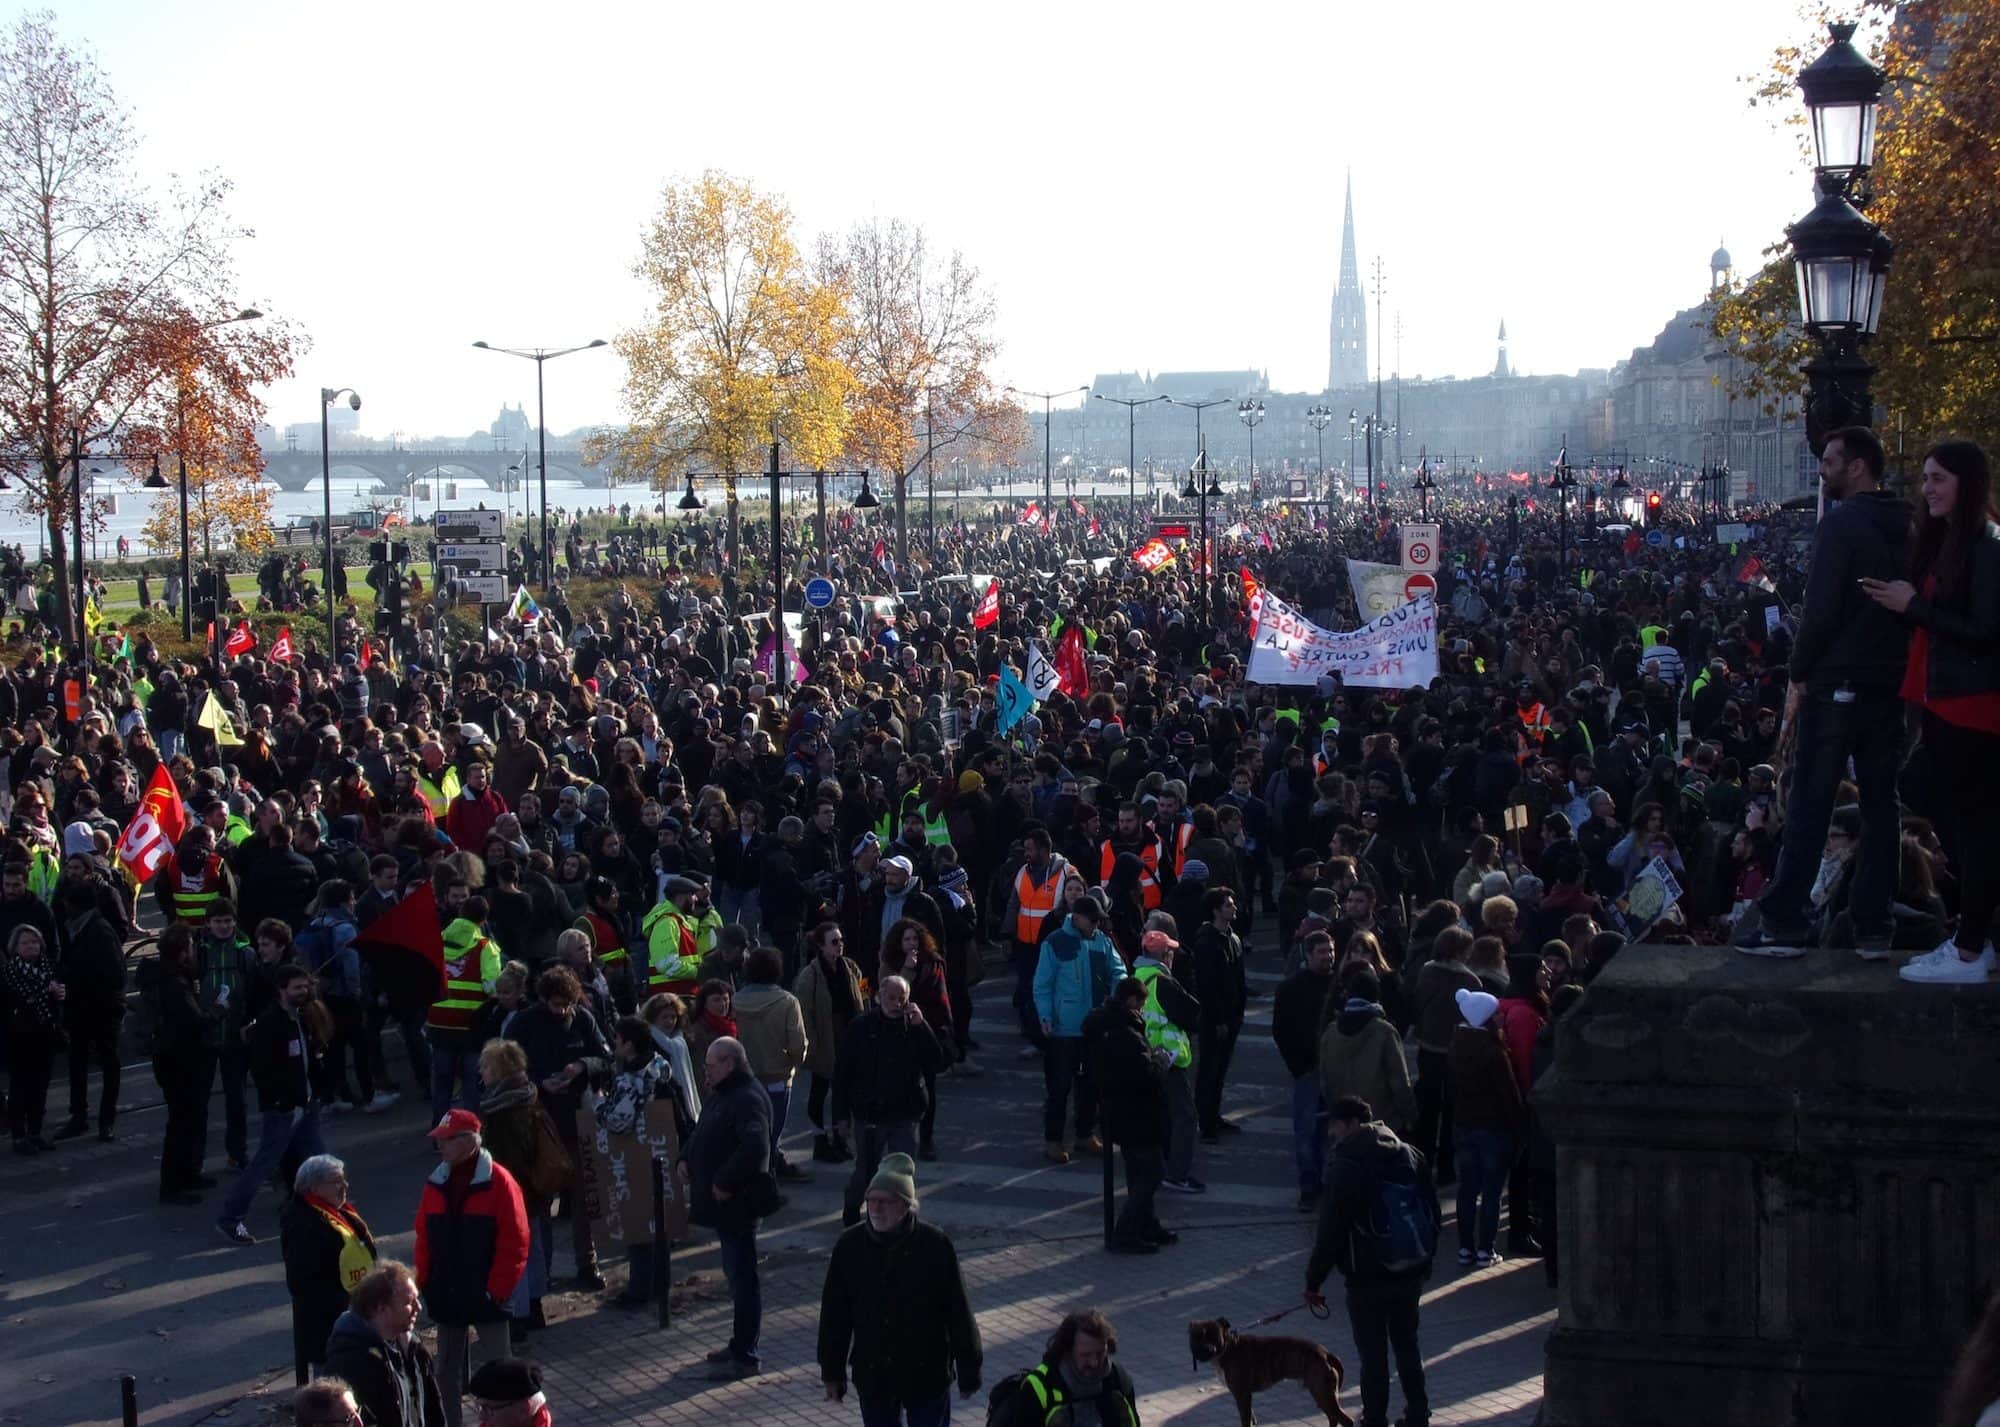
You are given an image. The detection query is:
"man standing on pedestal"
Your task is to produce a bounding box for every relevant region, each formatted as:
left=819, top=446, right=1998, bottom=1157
left=1749, top=427, right=1911, bottom=956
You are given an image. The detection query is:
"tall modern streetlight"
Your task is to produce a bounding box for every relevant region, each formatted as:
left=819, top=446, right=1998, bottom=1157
left=1237, top=398, right=1265, bottom=493
left=1348, top=410, right=1358, bottom=497
left=1547, top=438, right=1577, bottom=573
left=1180, top=446, right=1225, bottom=630
left=1094, top=391, right=1169, bottom=525
left=1306, top=404, right=1335, bottom=508
left=320, top=387, right=361, bottom=659
left=1413, top=457, right=1440, bottom=522
left=1005, top=385, right=1087, bottom=510
left=1787, top=21, right=1890, bottom=450
left=1166, top=396, right=1232, bottom=478
left=471, top=338, right=608, bottom=582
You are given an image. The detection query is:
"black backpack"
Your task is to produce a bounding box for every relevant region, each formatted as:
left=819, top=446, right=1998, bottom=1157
left=984, top=1366, right=1044, bottom=1427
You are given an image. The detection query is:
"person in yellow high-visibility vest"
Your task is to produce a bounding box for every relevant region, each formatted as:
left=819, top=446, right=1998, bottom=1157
left=428, top=897, right=500, bottom=1121
left=414, top=740, right=461, bottom=820
left=642, top=878, right=705, bottom=997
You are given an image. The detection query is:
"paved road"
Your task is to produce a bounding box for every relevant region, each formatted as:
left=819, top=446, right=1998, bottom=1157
left=1, top=941, right=1550, bottom=1427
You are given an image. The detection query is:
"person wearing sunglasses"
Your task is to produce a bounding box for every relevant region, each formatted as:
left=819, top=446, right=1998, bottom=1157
left=292, top=1379, right=362, bottom=1427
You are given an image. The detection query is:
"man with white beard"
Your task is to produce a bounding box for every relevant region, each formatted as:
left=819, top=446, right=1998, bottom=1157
left=816, top=1152, right=983, bottom=1427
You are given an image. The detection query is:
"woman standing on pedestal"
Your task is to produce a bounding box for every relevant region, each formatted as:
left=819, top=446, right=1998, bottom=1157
left=1861, top=439, right=2000, bottom=983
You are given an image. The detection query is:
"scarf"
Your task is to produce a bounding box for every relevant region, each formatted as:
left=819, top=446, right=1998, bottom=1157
left=303, top=1191, right=376, bottom=1293
left=1, top=953, right=59, bottom=1026
left=651, top=1026, right=700, bottom=1122
left=701, top=1008, right=738, bottom=1039
left=480, top=1071, right=537, bottom=1120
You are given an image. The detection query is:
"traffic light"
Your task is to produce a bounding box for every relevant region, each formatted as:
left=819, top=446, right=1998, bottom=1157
left=1645, top=491, right=1662, bottom=524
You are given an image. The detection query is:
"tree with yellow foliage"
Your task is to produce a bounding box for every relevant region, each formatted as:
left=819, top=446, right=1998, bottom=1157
left=605, top=171, right=852, bottom=567
left=1714, top=2, right=2000, bottom=451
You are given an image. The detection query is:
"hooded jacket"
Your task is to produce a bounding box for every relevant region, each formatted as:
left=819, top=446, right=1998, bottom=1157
left=1789, top=487, right=1912, bottom=693
left=1271, top=964, right=1336, bottom=1078
left=322, top=1308, right=447, bottom=1427
left=412, top=1150, right=529, bottom=1325
left=1318, top=1000, right=1415, bottom=1136
left=732, top=981, right=809, bottom=1087
left=1033, top=915, right=1122, bottom=1038
left=1307, top=1119, right=1438, bottom=1287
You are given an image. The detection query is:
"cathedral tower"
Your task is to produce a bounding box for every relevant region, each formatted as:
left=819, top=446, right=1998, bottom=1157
left=1328, top=174, right=1368, bottom=391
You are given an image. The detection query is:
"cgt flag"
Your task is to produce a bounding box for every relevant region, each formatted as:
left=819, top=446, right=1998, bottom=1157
left=224, top=620, right=256, bottom=658
left=972, top=577, right=1001, bottom=629
left=270, top=626, right=296, bottom=663
left=1131, top=538, right=1175, bottom=572
left=115, top=764, right=188, bottom=883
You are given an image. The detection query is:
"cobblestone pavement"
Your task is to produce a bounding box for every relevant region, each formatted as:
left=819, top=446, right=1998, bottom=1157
left=2, top=943, right=1550, bottom=1427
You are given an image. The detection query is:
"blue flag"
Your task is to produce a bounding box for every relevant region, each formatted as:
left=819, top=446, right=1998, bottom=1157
left=995, top=665, right=1031, bottom=735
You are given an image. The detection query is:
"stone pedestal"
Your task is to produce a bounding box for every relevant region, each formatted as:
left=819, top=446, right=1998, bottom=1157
left=1538, top=942, right=2000, bottom=1426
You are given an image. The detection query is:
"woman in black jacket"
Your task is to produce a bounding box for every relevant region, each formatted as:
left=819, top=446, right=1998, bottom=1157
left=145, top=925, right=218, bottom=1202
left=279, top=1153, right=377, bottom=1383
left=1865, top=439, right=2000, bottom=984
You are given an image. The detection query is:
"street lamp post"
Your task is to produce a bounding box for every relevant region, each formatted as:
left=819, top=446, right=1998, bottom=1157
left=1306, top=404, right=1335, bottom=506
left=1094, top=391, right=1169, bottom=525
left=1180, top=446, right=1225, bottom=631
left=471, top=339, right=608, bottom=583
left=1166, top=396, right=1231, bottom=482
left=1237, top=398, right=1265, bottom=494
left=1005, top=385, right=1087, bottom=511
left=1548, top=437, right=1576, bottom=574
left=1348, top=410, right=1358, bottom=500
left=1413, top=457, right=1440, bottom=522
left=677, top=437, right=875, bottom=699
left=320, top=388, right=361, bottom=660
left=1787, top=21, right=1890, bottom=451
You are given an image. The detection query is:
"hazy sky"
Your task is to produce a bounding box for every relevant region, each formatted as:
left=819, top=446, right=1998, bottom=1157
left=25, top=0, right=1836, bottom=442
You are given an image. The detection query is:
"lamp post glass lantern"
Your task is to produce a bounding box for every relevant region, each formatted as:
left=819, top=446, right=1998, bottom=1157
left=472, top=339, right=608, bottom=583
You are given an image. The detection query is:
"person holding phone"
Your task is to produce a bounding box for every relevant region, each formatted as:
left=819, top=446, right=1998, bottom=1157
left=1860, top=439, right=2000, bottom=982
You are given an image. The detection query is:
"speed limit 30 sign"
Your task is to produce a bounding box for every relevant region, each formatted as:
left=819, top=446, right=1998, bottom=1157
left=1401, top=522, right=1440, bottom=574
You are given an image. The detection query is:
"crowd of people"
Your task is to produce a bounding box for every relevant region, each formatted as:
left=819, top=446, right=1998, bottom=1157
left=1, top=421, right=1997, bottom=1427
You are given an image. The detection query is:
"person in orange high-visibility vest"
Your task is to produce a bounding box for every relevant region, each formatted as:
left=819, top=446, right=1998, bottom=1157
left=1003, top=828, right=1068, bottom=1049
left=1098, top=803, right=1163, bottom=912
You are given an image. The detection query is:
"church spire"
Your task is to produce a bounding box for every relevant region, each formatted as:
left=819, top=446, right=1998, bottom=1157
left=1495, top=319, right=1510, bottom=379
left=1328, top=171, right=1368, bottom=391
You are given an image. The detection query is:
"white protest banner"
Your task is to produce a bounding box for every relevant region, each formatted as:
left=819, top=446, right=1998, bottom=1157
left=1346, top=558, right=1411, bottom=620
left=1246, top=584, right=1439, bottom=689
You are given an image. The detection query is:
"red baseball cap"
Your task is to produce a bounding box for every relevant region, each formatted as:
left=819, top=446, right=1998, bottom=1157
left=427, top=1109, right=483, bottom=1139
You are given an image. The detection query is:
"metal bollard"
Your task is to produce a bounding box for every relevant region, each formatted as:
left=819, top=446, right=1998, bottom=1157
left=1102, top=1131, right=1116, bottom=1249
left=121, top=1375, right=138, bottom=1427
left=651, top=1154, right=672, bottom=1329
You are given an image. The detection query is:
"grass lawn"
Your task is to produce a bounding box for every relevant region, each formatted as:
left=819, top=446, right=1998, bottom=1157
left=90, top=563, right=441, bottom=616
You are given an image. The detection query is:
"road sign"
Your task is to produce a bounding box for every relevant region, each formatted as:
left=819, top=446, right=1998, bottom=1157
left=1401, top=522, right=1440, bottom=573
left=1646, top=529, right=1666, bottom=547
left=436, top=509, right=502, bottom=542
left=1286, top=477, right=1308, bottom=498
left=435, top=542, right=503, bottom=571
left=804, top=577, right=836, bottom=609
left=1404, top=572, right=1437, bottom=603
left=436, top=508, right=506, bottom=604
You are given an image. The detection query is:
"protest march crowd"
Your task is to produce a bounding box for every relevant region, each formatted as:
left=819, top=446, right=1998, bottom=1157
left=4, top=422, right=2000, bottom=1427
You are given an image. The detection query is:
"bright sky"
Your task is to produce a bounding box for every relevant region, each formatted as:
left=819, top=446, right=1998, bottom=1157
left=25, top=0, right=1827, bottom=442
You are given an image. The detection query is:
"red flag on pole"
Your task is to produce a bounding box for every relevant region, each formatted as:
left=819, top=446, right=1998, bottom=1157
left=871, top=537, right=887, bottom=566
left=270, top=626, right=296, bottom=663
left=1055, top=623, right=1087, bottom=697
left=351, top=881, right=447, bottom=1008
left=224, top=620, right=256, bottom=657
left=972, top=577, right=1001, bottom=629
left=115, top=764, right=188, bottom=883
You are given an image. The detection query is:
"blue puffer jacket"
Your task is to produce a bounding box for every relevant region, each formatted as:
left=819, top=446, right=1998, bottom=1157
left=1033, top=916, right=1122, bottom=1038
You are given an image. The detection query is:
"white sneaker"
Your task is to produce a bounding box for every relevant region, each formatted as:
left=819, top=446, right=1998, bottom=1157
left=1909, top=937, right=1975, bottom=967
left=362, top=1091, right=401, bottom=1114
left=1899, top=945, right=1995, bottom=984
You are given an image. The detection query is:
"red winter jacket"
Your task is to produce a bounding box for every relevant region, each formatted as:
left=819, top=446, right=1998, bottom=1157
left=412, top=1151, right=528, bottom=1324
left=1493, top=998, right=1544, bottom=1093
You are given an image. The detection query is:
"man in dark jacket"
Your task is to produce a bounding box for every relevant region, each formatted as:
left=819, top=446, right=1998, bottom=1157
left=216, top=963, right=327, bottom=1246
left=1190, top=888, right=1247, bottom=1141
left=53, top=870, right=127, bottom=1143
left=241, top=823, right=321, bottom=933
left=1272, top=929, right=1337, bottom=1211
left=818, top=1151, right=983, bottom=1421
left=1754, top=426, right=1911, bottom=953
left=684, top=1035, right=773, bottom=1380
left=322, top=1261, right=447, bottom=1427
left=499, top=965, right=610, bottom=1290
left=1085, top=977, right=1175, bottom=1253
left=833, top=975, right=946, bottom=1228
left=1305, top=1095, right=1437, bottom=1427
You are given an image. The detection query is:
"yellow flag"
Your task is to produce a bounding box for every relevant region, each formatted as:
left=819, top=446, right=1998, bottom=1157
left=197, top=691, right=243, bottom=747
left=83, top=597, right=103, bottom=636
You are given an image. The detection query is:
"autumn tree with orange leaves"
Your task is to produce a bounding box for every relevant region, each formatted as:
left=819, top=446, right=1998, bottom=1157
left=0, top=13, right=299, bottom=641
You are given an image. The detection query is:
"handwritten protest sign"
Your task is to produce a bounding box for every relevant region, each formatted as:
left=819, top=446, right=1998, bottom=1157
left=579, top=1099, right=688, bottom=1252
left=1246, top=582, right=1438, bottom=689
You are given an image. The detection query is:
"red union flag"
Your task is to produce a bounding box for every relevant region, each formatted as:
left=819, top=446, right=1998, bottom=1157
left=1018, top=501, right=1042, bottom=527
left=116, top=765, right=188, bottom=883
left=1055, top=623, right=1087, bottom=697
left=224, top=620, right=255, bottom=657
left=972, top=577, right=1001, bottom=629
left=1131, top=538, right=1175, bottom=572
left=270, top=626, right=296, bottom=663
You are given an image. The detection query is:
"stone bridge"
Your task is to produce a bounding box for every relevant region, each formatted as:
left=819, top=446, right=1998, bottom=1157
left=257, top=446, right=613, bottom=493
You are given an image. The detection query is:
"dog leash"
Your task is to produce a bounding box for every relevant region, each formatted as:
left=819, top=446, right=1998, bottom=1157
left=1249, top=1297, right=1331, bottom=1327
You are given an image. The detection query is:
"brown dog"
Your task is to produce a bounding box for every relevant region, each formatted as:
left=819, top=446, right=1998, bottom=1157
left=1188, top=1317, right=1352, bottom=1427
